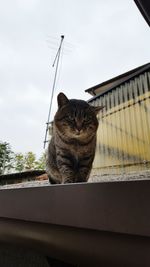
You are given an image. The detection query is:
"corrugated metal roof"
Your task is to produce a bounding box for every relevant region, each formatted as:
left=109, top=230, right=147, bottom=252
left=87, top=63, right=150, bottom=103
left=86, top=63, right=150, bottom=98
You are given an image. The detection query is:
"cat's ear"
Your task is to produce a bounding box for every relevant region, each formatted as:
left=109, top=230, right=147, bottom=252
left=93, top=106, right=104, bottom=115
left=57, top=92, right=69, bottom=108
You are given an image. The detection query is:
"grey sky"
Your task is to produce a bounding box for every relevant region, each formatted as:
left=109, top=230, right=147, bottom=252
left=0, top=0, right=149, bottom=157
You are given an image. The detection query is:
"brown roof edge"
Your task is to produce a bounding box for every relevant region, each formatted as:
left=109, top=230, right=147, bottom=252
left=0, top=170, right=45, bottom=182
left=1, top=180, right=150, bottom=265
left=85, top=62, right=150, bottom=95
left=0, top=218, right=150, bottom=266
left=1, top=179, right=150, bottom=237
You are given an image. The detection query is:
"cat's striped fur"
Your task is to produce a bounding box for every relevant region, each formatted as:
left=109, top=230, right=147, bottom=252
left=46, top=93, right=102, bottom=184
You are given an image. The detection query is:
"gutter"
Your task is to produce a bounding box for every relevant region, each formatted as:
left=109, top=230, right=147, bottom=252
left=0, top=217, right=150, bottom=266
left=0, top=180, right=150, bottom=265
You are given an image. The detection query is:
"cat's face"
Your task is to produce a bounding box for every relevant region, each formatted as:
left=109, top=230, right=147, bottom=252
left=54, top=93, right=103, bottom=139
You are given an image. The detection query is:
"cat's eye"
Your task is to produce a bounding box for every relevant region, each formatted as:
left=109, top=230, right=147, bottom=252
left=68, top=115, right=74, bottom=121
left=84, top=116, right=91, bottom=122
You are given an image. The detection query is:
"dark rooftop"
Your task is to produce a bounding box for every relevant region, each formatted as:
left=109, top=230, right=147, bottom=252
left=86, top=62, right=150, bottom=97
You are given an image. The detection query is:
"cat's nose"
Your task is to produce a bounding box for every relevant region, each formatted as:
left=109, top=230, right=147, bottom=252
left=76, top=123, right=82, bottom=131
left=75, top=129, right=81, bottom=135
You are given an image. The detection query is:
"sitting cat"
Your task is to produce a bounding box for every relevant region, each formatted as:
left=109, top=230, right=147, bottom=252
left=46, top=92, right=103, bottom=184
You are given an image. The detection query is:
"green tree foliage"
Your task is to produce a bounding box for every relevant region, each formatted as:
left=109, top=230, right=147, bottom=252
left=0, top=141, right=46, bottom=174
left=14, top=153, right=25, bottom=172
left=24, top=151, right=36, bottom=170
left=35, top=153, right=46, bottom=170
left=0, top=142, right=14, bottom=175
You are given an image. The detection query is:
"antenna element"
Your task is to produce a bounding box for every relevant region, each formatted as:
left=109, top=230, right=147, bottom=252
left=43, top=35, right=64, bottom=149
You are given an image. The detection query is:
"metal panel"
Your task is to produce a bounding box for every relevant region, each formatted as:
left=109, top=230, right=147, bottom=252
left=91, top=71, right=150, bottom=174
left=1, top=180, right=150, bottom=237
left=0, top=218, right=150, bottom=266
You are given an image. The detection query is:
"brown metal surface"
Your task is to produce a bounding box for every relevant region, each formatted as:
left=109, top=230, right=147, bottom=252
left=0, top=218, right=150, bottom=266
left=0, top=180, right=150, bottom=265
left=0, top=180, right=150, bottom=237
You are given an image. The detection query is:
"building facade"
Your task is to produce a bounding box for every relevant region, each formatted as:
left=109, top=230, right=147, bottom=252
left=87, top=63, right=150, bottom=174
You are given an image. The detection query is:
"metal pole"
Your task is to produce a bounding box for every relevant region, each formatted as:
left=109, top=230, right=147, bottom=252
left=44, top=35, right=64, bottom=149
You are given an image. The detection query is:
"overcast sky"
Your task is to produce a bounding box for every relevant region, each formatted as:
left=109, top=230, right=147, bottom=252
left=0, top=0, right=150, bottom=158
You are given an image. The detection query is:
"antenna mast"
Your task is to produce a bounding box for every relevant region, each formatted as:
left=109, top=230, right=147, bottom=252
left=44, top=35, right=64, bottom=149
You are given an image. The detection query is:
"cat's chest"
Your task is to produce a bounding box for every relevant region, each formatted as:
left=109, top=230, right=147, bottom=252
left=69, top=143, right=94, bottom=163
left=55, top=133, right=95, bottom=156
left=69, top=140, right=88, bottom=152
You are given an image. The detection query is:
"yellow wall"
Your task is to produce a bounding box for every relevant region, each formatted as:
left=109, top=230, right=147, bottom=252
left=92, top=72, right=150, bottom=174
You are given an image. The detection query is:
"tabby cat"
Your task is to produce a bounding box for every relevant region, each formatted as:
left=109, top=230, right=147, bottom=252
left=46, top=92, right=103, bottom=184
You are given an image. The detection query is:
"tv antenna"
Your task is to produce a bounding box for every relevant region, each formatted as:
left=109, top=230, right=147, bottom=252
left=43, top=35, right=64, bottom=149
